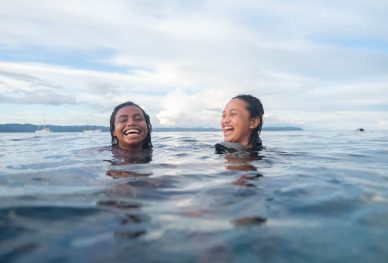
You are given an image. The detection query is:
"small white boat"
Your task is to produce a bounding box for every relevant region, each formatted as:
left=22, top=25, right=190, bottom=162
left=83, top=129, right=102, bottom=133
left=36, top=113, right=50, bottom=135
left=35, top=127, right=51, bottom=134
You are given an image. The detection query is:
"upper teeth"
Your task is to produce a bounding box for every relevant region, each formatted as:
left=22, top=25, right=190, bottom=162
left=224, top=126, right=233, bottom=130
left=125, top=129, right=140, bottom=135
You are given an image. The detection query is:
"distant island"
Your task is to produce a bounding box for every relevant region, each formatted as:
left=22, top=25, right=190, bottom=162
left=263, top=126, right=304, bottom=131
left=0, top=123, right=303, bottom=132
left=0, top=124, right=109, bottom=133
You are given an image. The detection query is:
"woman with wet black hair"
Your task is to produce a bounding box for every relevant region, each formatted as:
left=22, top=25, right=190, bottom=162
left=110, top=101, right=152, bottom=151
left=216, top=94, right=264, bottom=153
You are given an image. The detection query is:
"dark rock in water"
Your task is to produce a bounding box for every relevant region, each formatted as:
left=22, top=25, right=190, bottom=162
left=356, top=128, right=365, bottom=132
left=233, top=216, right=267, bottom=226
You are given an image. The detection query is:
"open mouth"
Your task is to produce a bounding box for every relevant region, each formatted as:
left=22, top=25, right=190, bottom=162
left=223, top=126, right=234, bottom=136
left=124, top=128, right=141, bottom=135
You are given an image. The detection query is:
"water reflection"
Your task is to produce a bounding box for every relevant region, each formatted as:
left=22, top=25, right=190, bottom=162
left=233, top=215, right=267, bottom=226
left=98, top=198, right=148, bottom=240
left=99, top=148, right=155, bottom=240
left=223, top=152, right=262, bottom=171
left=221, top=151, right=264, bottom=186
left=221, top=151, right=268, bottom=227
left=101, top=147, right=268, bottom=242
left=105, top=147, right=152, bottom=178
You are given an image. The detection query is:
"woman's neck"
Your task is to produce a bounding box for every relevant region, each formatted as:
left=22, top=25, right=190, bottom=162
left=117, top=143, right=143, bottom=152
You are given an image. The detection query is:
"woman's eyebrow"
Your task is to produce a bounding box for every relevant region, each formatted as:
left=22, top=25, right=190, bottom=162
left=223, top=109, right=239, bottom=114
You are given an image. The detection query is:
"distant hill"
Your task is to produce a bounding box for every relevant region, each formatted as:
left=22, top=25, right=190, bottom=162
left=153, top=127, right=304, bottom=131
left=0, top=123, right=109, bottom=133
left=263, top=126, right=304, bottom=131
left=0, top=124, right=303, bottom=132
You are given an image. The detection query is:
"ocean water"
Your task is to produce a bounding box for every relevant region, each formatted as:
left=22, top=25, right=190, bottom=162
left=0, top=130, right=387, bottom=262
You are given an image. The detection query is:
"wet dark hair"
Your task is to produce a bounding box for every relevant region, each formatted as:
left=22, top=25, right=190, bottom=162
left=110, top=101, right=152, bottom=149
left=232, top=94, right=264, bottom=149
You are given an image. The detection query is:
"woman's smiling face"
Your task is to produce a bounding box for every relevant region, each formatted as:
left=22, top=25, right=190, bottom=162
left=113, top=105, right=148, bottom=151
left=221, top=98, right=258, bottom=146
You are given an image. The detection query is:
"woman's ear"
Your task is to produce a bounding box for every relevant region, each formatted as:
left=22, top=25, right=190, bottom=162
left=249, top=117, right=260, bottom=129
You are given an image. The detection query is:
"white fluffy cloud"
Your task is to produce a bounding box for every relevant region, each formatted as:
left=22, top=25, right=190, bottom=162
left=156, top=89, right=230, bottom=127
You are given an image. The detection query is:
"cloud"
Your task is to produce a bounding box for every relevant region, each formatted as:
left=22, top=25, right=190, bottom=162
left=0, top=61, right=163, bottom=105
left=156, top=89, right=229, bottom=127
left=0, top=70, right=77, bottom=105
left=0, top=0, right=387, bottom=129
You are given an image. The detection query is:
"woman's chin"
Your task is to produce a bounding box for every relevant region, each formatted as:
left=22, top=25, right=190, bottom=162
left=223, top=135, right=233, bottom=142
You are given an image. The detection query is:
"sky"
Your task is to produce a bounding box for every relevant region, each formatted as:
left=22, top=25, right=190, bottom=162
left=0, top=0, right=387, bottom=130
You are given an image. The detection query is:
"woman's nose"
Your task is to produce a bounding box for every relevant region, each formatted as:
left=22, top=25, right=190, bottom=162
left=126, top=118, right=135, bottom=126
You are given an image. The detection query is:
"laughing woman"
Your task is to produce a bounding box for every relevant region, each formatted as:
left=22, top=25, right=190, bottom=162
left=110, top=101, right=152, bottom=151
left=215, top=94, right=264, bottom=153
left=106, top=101, right=152, bottom=178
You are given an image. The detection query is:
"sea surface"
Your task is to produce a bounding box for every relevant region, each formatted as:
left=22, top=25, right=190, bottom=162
left=0, top=130, right=387, bottom=262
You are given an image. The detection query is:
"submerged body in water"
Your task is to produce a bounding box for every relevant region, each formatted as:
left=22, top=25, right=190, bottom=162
left=0, top=131, right=387, bottom=262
